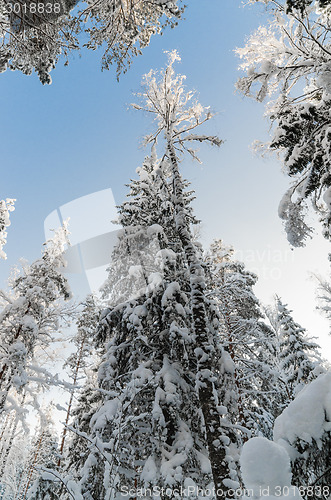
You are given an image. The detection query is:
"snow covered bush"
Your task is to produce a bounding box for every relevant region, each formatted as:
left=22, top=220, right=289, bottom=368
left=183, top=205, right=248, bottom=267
left=274, top=371, right=331, bottom=494
left=240, top=437, right=303, bottom=499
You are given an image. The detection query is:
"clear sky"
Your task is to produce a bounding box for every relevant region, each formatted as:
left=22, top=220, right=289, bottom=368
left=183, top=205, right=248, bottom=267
left=1, top=0, right=330, bottom=356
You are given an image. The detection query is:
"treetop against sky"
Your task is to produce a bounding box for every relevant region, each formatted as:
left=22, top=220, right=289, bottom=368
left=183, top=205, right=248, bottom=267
left=0, top=0, right=330, bottom=355
left=0, top=2, right=331, bottom=497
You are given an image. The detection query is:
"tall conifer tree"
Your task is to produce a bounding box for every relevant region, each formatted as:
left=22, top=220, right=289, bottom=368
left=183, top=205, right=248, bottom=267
left=65, top=52, right=242, bottom=500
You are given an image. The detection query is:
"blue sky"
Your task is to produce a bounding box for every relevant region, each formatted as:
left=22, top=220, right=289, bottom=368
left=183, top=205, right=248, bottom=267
left=1, top=0, right=330, bottom=354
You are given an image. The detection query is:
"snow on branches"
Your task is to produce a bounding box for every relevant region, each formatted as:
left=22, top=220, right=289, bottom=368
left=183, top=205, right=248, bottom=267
left=236, top=3, right=331, bottom=245
left=61, top=53, right=244, bottom=500
left=0, top=0, right=184, bottom=84
left=0, top=223, right=73, bottom=417
left=274, top=371, right=331, bottom=492
left=131, top=50, right=223, bottom=160
left=0, top=198, right=15, bottom=260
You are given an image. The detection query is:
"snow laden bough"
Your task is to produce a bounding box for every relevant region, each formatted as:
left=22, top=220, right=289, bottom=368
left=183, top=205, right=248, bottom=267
left=274, top=370, right=331, bottom=493
left=0, top=223, right=73, bottom=417
left=236, top=4, right=331, bottom=246
left=0, top=0, right=184, bottom=84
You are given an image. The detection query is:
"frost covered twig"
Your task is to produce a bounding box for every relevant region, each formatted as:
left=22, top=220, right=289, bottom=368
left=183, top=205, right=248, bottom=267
left=0, top=199, right=15, bottom=260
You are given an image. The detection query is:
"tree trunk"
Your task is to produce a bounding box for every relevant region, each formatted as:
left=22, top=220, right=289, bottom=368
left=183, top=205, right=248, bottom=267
left=0, top=415, right=18, bottom=477
left=20, top=431, right=44, bottom=500
left=57, top=335, right=87, bottom=469
left=219, top=267, right=247, bottom=436
left=166, top=140, right=235, bottom=500
left=0, top=302, right=32, bottom=414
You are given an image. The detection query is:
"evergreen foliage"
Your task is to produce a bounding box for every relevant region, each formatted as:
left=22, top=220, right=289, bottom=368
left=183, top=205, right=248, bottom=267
left=276, top=298, right=321, bottom=397
left=206, top=240, right=281, bottom=439
left=63, top=52, right=242, bottom=500
left=237, top=1, right=331, bottom=245
left=0, top=0, right=184, bottom=84
left=0, top=224, right=72, bottom=415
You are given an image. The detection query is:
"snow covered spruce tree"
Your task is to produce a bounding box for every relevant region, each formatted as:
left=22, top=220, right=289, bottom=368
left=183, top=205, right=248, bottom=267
left=130, top=51, right=241, bottom=498
left=0, top=223, right=72, bottom=415
left=23, top=411, right=60, bottom=500
left=261, top=296, right=323, bottom=425
left=0, top=198, right=15, bottom=260
left=237, top=2, right=331, bottom=246
left=66, top=52, right=242, bottom=500
left=260, top=304, right=294, bottom=423
left=276, top=297, right=322, bottom=398
left=205, top=240, right=280, bottom=440
left=68, top=148, right=223, bottom=499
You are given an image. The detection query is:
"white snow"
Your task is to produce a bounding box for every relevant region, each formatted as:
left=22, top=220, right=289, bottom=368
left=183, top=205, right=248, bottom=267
left=156, top=248, right=177, bottom=269
left=132, top=364, right=154, bottom=385
left=136, top=167, right=150, bottom=182
left=274, top=371, right=331, bottom=453
left=0, top=198, right=15, bottom=260
left=147, top=223, right=164, bottom=236
left=160, top=450, right=187, bottom=484
left=317, top=70, right=331, bottom=94
left=147, top=272, right=164, bottom=290
left=141, top=455, right=158, bottom=483
left=278, top=188, right=292, bottom=220
left=221, top=350, right=235, bottom=374
left=91, top=398, right=119, bottom=430
left=240, top=437, right=302, bottom=499
left=323, top=186, right=331, bottom=210
left=195, top=450, right=211, bottom=474
left=128, top=264, right=144, bottom=278
left=161, top=282, right=181, bottom=306
left=240, top=373, right=331, bottom=500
